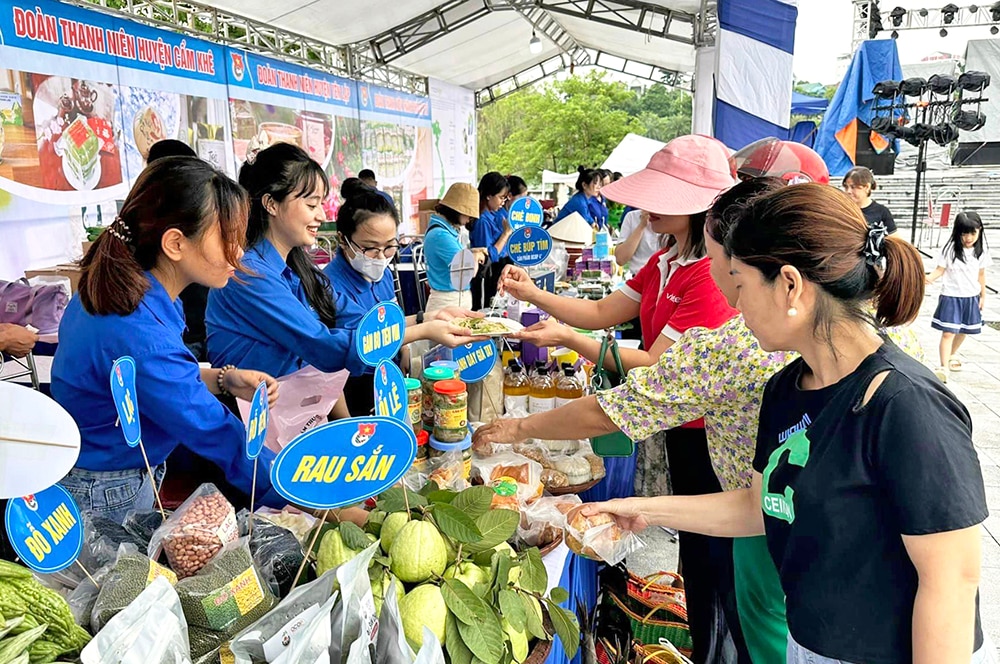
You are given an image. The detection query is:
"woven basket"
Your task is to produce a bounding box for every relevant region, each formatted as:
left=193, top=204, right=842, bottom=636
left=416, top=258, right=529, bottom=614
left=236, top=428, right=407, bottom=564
left=608, top=593, right=693, bottom=655
left=626, top=571, right=686, bottom=618
left=632, top=640, right=694, bottom=664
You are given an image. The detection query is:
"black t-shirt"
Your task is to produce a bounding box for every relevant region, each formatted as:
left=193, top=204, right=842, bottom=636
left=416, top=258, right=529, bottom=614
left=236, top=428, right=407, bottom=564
left=862, top=200, right=897, bottom=233
left=753, top=342, right=987, bottom=663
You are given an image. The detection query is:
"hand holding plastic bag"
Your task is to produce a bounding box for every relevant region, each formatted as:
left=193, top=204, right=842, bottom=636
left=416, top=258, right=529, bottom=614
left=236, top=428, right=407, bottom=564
left=81, top=576, right=191, bottom=664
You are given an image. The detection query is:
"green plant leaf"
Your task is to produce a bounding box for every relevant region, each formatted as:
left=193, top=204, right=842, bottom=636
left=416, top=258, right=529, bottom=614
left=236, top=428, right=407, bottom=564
left=492, top=552, right=513, bottom=593
left=442, top=578, right=492, bottom=625
left=456, top=609, right=505, bottom=663
left=427, top=490, right=457, bottom=504
left=433, top=503, right=483, bottom=543
left=338, top=521, right=371, bottom=551
left=473, top=549, right=495, bottom=567
left=518, top=548, right=547, bottom=594
left=548, top=586, right=569, bottom=605
left=498, top=589, right=526, bottom=632
left=545, top=600, right=581, bottom=660
left=419, top=480, right=442, bottom=496
left=521, top=593, right=548, bottom=641
left=452, top=485, right=495, bottom=519
left=446, top=611, right=474, bottom=664
left=466, top=510, right=520, bottom=553
left=376, top=486, right=427, bottom=512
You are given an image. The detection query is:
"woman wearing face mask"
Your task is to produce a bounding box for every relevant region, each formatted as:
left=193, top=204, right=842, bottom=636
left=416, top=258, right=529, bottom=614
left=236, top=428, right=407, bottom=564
left=585, top=184, right=990, bottom=664
left=51, top=157, right=284, bottom=523
left=470, top=171, right=513, bottom=310
left=206, top=144, right=480, bottom=383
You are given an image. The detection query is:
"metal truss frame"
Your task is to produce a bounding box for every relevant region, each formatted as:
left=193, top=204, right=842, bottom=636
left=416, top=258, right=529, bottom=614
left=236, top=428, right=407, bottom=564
left=853, top=2, right=1000, bottom=52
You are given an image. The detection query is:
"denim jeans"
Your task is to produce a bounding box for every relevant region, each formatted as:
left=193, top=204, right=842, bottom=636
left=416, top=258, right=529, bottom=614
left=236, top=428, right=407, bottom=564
left=61, top=465, right=165, bottom=524
left=787, top=633, right=997, bottom=663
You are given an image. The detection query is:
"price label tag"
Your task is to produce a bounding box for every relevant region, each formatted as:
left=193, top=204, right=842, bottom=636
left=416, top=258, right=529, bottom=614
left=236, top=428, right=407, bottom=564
left=508, top=196, right=544, bottom=230
left=110, top=356, right=141, bottom=447
left=355, top=301, right=406, bottom=368
left=373, top=360, right=408, bottom=425
left=507, top=226, right=553, bottom=267
left=270, top=417, right=417, bottom=510
left=5, top=484, right=84, bottom=574
left=451, top=339, right=498, bottom=383
left=246, top=381, right=268, bottom=460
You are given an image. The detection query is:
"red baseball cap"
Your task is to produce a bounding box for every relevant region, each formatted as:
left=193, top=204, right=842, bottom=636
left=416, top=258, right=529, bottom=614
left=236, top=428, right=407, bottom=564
left=601, top=134, right=736, bottom=215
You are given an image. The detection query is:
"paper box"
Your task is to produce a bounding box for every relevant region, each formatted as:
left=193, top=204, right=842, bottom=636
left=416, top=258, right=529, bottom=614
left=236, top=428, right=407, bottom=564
left=24, top=264, right=82, bottom=293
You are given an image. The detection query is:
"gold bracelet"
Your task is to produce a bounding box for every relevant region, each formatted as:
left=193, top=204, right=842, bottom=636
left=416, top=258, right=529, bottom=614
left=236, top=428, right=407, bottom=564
left=217, top=364, right=236, bottom=396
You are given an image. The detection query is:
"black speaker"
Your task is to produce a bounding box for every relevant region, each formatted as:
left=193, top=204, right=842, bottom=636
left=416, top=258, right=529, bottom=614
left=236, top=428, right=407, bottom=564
left=855, top=120, right=897, bottom=175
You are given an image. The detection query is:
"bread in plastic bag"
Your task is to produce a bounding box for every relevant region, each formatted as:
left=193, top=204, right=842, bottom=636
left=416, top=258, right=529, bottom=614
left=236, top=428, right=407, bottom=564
left=471, top=449, right=544, bottom=506
left=229, top=570, right=338, bottom=664
left=175, top=537, right=279, bottom=663
left=237, top=510, right=304, bottom=597
left=425, top=449, right=470, bottom=492
left=564, top=505, right=644, bottom=566
left=237, top=365, right=349, bottom=453
left=518, top=495, right=582, bottom=548
left=92, top=544, right=178, bottom=632
left=81, top=576, right=191, bottom=664
left=148, top=483, right=239, bottom=579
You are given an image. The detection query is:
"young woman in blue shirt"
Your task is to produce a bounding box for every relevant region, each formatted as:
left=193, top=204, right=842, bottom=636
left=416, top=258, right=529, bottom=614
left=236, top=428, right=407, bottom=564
left=553, top=166, right=602, bottom=226
left=51, top=157, right=283, bottom=523
left=206, top=144, right=479, bottom=388
left=470, top=171, right=512, bottom=310
left=423, top=183, right=487, bottom=314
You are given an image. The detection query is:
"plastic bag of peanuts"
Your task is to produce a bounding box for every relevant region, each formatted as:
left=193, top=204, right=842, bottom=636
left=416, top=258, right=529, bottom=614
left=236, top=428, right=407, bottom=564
left=147, top=483, right=240, bottom=579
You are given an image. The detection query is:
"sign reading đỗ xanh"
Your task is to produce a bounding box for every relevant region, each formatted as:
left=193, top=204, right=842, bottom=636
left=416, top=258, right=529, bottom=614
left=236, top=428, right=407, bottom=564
left=5, top=484, right=84, bottom=574
left=269, top=417, right=417, bottom=510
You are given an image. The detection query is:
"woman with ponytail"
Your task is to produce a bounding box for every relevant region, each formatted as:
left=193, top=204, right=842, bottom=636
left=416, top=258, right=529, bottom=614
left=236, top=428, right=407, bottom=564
left=553, top=166, right=602, bottom=225
left=584, top=184, right=990, bottom=663
left=206, top=144, right=481, bottom=392
left=51, top=157, right=284, bottom=522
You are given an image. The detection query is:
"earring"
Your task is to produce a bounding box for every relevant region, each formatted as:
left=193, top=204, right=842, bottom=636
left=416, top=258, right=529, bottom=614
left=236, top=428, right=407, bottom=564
left=787, top=308, right=798, bottom=317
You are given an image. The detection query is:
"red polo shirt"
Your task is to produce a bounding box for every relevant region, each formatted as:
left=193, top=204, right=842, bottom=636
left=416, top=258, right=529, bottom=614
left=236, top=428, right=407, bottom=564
left=621, top=246, right=737, bottom=428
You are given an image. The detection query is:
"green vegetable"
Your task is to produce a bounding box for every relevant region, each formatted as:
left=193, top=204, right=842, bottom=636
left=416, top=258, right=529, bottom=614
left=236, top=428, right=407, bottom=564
left=0, top=574, right=91, bottom=658
left=27, top=638, right=62, bottom=664
left=0, top=563, right=30, bottom=581
left=0, top=623, right=47, bottom=664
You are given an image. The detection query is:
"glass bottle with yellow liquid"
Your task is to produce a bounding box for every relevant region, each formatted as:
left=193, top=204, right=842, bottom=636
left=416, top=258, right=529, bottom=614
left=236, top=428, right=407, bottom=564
left=503, top=360, right=530, bottom=415
left=528, top=363, right=556, bottom=414
left=555, top=364, right=584, bottom=407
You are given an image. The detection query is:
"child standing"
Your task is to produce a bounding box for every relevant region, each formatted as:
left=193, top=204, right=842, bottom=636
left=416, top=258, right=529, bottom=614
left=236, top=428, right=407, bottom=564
left=926, top=211, right=991, bottom=382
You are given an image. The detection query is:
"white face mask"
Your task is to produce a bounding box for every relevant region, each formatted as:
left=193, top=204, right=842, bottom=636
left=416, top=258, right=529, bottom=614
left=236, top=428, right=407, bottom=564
left=348, top=251, right=391, bottom=282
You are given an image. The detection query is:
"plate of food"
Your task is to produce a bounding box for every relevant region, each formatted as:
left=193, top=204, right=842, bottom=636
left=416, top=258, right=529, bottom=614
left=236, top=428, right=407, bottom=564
left=453, top=316, right=523, bottom=336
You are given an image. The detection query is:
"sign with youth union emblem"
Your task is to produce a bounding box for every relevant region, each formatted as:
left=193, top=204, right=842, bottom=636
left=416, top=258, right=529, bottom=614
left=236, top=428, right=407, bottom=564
left=356, top=301, right=405, bottom=367
left=507, top=226, right=552, bottom=267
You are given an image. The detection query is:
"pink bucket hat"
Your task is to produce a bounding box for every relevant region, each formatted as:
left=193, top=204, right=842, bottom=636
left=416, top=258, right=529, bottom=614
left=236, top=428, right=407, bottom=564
left=601, top=134, right=736, bottom=215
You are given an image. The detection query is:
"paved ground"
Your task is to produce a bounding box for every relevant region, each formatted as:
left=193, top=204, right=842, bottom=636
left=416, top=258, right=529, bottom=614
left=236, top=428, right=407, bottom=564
left=627, top=274, right=1000, bottom=653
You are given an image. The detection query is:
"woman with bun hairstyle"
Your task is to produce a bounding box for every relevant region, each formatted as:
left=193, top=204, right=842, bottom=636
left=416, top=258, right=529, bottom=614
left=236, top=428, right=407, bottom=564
left=469, top=171, right=512, bottom=310
left=206, top=144, right=480, bottom=382
left=842, top=165, right=898, bottom=234
left=585, top=183, right=989, bottom=664
left=52, top=157, right=284, bottom=522
left=553, top=166, right=602, bottom=226
left=505, top=174, right=529, bottom=208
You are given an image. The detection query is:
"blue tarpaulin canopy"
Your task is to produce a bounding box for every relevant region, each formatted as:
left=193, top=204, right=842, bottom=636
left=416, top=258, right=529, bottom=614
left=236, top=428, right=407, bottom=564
left=791, top=91, right=829, bottom=115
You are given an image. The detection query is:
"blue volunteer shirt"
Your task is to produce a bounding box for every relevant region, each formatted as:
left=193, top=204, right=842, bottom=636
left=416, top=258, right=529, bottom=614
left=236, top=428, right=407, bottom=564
left=206, top=240, right=368, bottom=378
left=323, top=250, right=396, bottom=320
left=470, top=208, right=508, bottom=262
left=50, top=273, right=281, bottom=506
left=554, top=192, right=596, bottom=225
left=424, top=214, right=471, bottom=292
left=588, top=195, right=608, bottom=229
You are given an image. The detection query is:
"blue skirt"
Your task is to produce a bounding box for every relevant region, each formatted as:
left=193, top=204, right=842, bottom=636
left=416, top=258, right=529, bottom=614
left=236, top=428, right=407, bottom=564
left=931, top=295, right=982, bottom=334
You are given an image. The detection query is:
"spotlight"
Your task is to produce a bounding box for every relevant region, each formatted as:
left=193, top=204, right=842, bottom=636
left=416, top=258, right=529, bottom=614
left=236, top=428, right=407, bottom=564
left=873, top=80, right=901, bottom=97
left=970, top=5, right=979, bottom=12
left=931, top=123, right=960, bottom=146
left=940, top=27, right=948, bottom=36
left=991, top=0, right=1000, bottom=20
left=992, top=25, right=999, bottom=34
left=958, top=70, right=991, bottom=92
left=901, top=77, right=928, bottom=96
left=890, top=6, right=907, bottom=26
left=928, top=74, right=956, bottom=94
left=892, top=29, right=900, bottom=38
left=529, top=30, right=542, bottom=54
left=954, top=109, right=987, bottom=131
left=941, top=3, right=959, bottom=23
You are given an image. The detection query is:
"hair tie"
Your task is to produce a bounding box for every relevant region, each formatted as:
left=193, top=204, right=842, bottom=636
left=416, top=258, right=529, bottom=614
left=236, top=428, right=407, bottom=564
left=106, top=216, right=133, bottom=246
left=244, top=146, right=260, bottom=165
left=864, top=224, right=887, bottom=270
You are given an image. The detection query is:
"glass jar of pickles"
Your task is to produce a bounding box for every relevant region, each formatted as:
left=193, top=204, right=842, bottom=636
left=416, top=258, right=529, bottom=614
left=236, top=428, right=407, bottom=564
left=433, top=379, right=468, bottom=443
left=421, top=366, right=455, bottom=430
left=428, top=433, right=473, bottom=481
left=405, top=378, right=422, bottom=435
left=412, top=430, right=430, bottom=474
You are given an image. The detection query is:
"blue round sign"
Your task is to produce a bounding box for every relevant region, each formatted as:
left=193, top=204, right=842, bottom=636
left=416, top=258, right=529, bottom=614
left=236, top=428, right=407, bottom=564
left=373, top=360, right=408, bottom=425
left=508, top=196, right=544, bottom=230
left=5, top=484, right=84, bottom=574
left=270, top=416, right=417, bottom=510
left=355, top=301, right=406, bottom=368
left=246, top=381, right=269, bottom=460
left=110, top=356, right=141, bottom=447
left=452, top=340, right=498, bottom=383
left=507, top=226, right=553, bottom=267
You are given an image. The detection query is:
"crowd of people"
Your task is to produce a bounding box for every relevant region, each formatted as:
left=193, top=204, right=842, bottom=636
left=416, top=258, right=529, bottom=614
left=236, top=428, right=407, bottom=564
left=5, top=132, right=992, bottom=663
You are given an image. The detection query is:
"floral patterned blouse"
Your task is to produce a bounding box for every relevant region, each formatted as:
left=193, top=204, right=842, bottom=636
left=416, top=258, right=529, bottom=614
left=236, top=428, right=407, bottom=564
left=597, top=315, right=924, bottom=491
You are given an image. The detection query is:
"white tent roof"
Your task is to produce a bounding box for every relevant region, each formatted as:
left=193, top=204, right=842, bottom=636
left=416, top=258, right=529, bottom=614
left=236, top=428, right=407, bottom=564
left=542, top=169, right=580, bottom=186
left=205, top=0, right=705, bottom=94
left=601, top=133, right=666, bottom=175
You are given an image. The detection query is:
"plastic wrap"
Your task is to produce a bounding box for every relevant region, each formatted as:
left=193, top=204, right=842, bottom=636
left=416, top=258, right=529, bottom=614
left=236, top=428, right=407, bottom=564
left=92, top=544, right=178, bottom=632
left=517, top=495, right=582, bottom=548
left=564, top=506, right=644, bottom=566
left=148, top=483, right=239, bottom=579
left=375, top=578, right=413, bottom=664
left=471, top=450, right=544, bottom=506
left=238, top=510, right=305, bottom=597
